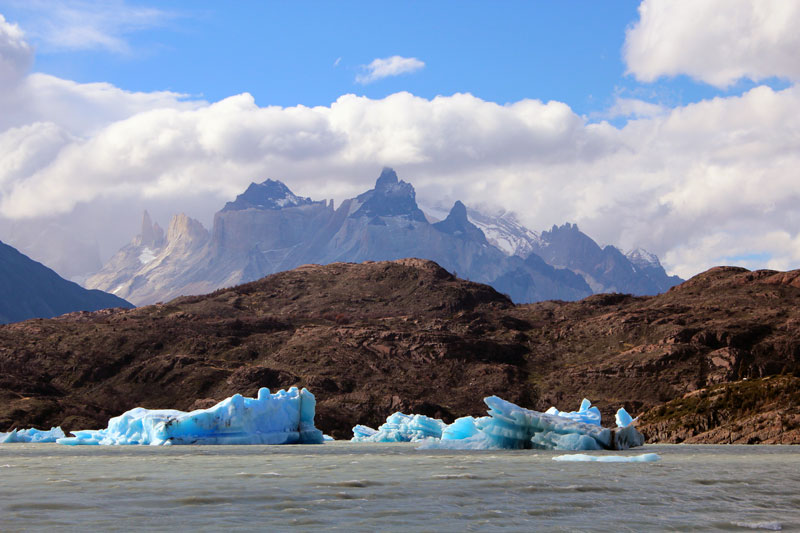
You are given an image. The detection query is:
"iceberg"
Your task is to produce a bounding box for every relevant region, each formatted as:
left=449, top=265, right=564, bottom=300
left=57, top=387, right=324, bottom=446
left=417, top=395, right=645, bottom=451
left=615, top=407, right=635, bottom=428
left=545, top=398, right=601, bottom=426
left=0, top=426, right=65, bottom=444
left=553, top=453, right=660, bottom=462
left=351, top=412, right=447, bottom=442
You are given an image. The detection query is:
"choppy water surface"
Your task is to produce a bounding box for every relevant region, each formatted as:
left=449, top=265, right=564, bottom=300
left=1, top=443, right=798, bottom=532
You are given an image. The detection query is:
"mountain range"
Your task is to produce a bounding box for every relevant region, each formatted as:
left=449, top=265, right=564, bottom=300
left=87, top=168, right=682, bottom=306
left=0, top=240, right=132, bottom=324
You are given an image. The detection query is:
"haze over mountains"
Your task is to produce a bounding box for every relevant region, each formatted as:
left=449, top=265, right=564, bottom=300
left=87, top=168, right=682, bottom=306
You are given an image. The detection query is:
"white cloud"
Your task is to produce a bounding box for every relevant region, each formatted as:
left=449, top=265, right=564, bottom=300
left=0, top=13, right=32, bottom=88
left=3, top=0, right=173, bottom=54
left=355, top=55, right=425, bottom=84
left=625, top=0, right=800, bottom=88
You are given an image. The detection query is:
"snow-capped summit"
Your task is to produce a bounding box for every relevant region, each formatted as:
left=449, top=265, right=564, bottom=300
left=350, top=167, right=427, bottom=222
left=626, top=247, right=662, bottom=269
left=222, top=179, right=316, bottom=212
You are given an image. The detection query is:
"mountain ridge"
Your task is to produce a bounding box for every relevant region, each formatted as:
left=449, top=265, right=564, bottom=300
left=87, top=168, right=681, bottom=305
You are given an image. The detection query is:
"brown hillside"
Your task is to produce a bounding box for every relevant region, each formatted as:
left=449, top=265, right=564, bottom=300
left=1, top=260, right=798, bottom=442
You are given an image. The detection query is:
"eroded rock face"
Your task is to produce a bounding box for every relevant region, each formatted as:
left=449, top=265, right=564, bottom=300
left=2, top=260, right=799, bottom=442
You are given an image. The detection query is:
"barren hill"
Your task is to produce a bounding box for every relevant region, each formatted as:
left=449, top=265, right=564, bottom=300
left=1, top=260, right=797, bottom=442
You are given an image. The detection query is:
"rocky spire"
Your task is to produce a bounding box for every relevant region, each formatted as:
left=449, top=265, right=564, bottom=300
left=138, top=211, right=165, bottom=247
left=375, top=167, right=399, bottom=190
left=433, top=201, right=488, bottom=244
left=351, top=168, right=427, bottom=222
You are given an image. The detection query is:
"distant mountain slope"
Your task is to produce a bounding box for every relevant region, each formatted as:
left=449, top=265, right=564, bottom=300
left=531, top=223, right=681, bottom=295
left=0, top=240, right=133, bottom=324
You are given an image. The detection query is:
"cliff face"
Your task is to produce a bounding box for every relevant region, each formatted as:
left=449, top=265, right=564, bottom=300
left=2, top=261, right=797, bottom=442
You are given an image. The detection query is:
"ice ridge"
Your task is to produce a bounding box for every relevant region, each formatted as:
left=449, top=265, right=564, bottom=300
left=0, top=427, right=66, bottom=443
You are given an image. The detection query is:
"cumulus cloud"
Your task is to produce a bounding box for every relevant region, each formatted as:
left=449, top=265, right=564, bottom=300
left=625, top=0, right=800, bottom=88
left=0, top=13, right=32, bottom=88
left=355, top=55, right=425, bottom=84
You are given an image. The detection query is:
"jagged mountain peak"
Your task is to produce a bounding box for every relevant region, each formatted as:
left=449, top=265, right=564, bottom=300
left=222, top=179, right=316, bottom=212
left=433, top=201, right=488, bottom=244
left=375, top=167, right=399, bottom=190
left=136, top=210, right=165, bottom=248
left=167, top=213, right=208, bottom=245
left=627, top=247, right=662, bottom=269
left=351, top=168, right=427, bottom=222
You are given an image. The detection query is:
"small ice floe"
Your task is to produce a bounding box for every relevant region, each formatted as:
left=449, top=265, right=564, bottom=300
left=731, top=521, right=782, bottom=531
left=552, top=453, right=661, bottom=462
left=0, top=427, right=65, bottom=444
left=57, top=387, right=324, bottom=446
left=351, top=413, right=446, bottom=442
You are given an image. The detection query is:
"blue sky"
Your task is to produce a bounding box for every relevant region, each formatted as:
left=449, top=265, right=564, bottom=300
left=2, top=1, right=786, bottom=118
left=0, top=0, right=799, bottom=280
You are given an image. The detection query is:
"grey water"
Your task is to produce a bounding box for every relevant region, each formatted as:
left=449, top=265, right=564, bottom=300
left=1, top=443, right=798, bottom=532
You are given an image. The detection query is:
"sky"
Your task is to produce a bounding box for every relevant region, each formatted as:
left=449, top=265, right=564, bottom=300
left=0, top=0, right=799, bottom=280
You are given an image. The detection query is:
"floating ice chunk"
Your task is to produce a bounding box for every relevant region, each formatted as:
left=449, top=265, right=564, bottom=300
left=352, top=425, right=378, bottom=440
left=545, top=398, right=602, bottom=426
left=0, top=427, right=65, bottom=444
left=615, top=407, right=635, bottom=428
left=353, top=395, right=645, bottom=451
left=482, top=396, right=615, bottom=450
left=731, top=521, right=783, bottom=531
left=552, top=453, right=661, bottom=462
left=441, top=416, right=489, bottom=440
left=351, top=412, right=446, bottom=442
left=323, top=434, right=335, bottom=441
left=57, top=387, right=324, bottom=446
left=420, top=396, right=644, bottom=451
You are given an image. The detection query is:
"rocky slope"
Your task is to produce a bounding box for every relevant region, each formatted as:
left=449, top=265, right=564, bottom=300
left=1, top=260, right=797, bottom=443
left=0, top=240, right=132, bottom=324
left=87, top=168, right=679, bottom=306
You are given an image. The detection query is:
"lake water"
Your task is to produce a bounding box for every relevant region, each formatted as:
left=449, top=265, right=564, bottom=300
left=1, top=442, right=798, bottom=532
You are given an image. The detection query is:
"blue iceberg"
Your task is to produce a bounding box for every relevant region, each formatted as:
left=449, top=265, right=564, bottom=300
left=0, top=426, right=65, bottom=444
left=553, top=453, right=660, bottom=462
left=417, top=396, right=645, bottom=451
left=57, top=387, right=324, bottom=446
left=615, top=407, right=635, bottom=428
left=351, top=412, right=447, bottom=442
